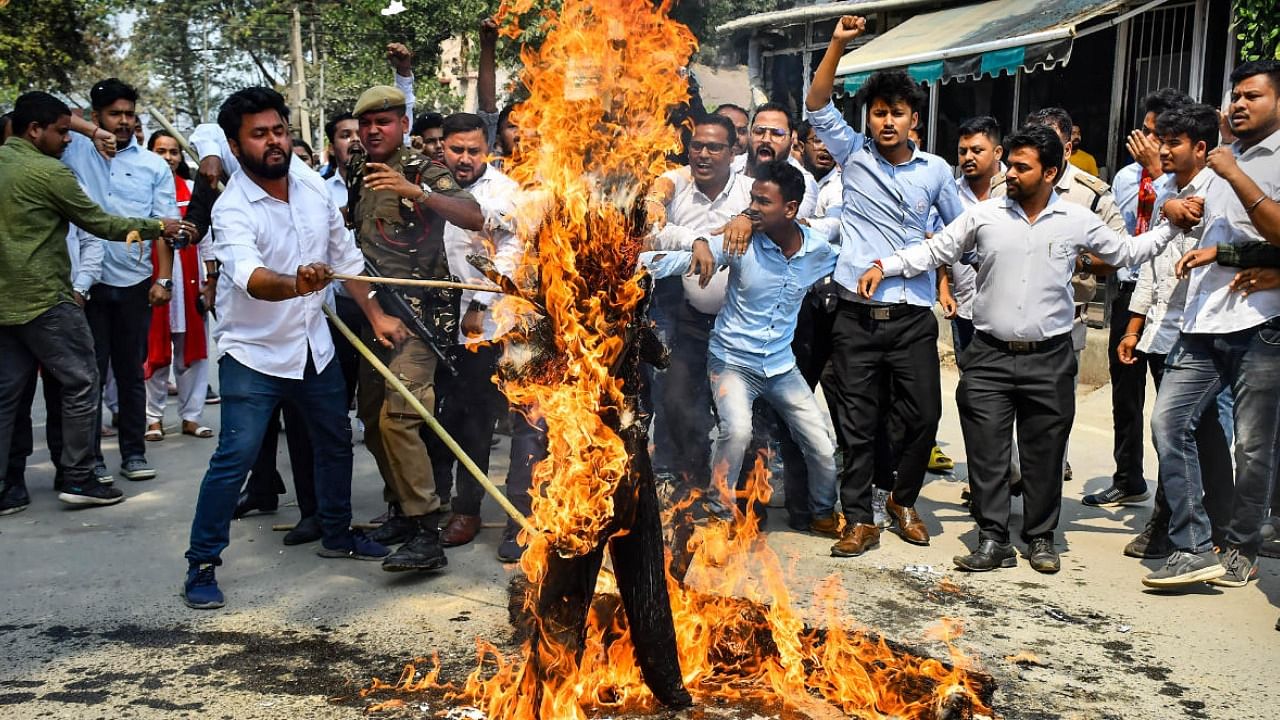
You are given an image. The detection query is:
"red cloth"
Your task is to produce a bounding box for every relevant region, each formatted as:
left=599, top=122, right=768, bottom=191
left=144, top=177, right=206, bottom=379
left=1135, top=169, right=1156, bottom=234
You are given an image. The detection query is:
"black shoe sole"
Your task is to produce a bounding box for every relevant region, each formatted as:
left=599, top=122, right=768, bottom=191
left=1030, top=561, right=1061, bottom=574
left=953, top=555, right=1017, bottom=571
left=382, top=557, right=448, bottom=572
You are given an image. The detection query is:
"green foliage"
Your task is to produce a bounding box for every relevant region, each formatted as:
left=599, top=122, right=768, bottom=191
left=1233, top=0, right=1280, bottom=61
left=0, top=0, right=116, bottom=104
left=670, top=0, right=794, bottom=57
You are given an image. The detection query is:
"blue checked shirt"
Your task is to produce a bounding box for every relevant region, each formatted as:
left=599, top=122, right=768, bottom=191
left=640, top=225, right=837, bottom=377
left=61, top=133, right=177, bottom=288
left=805, top=101, right=964, bottom=306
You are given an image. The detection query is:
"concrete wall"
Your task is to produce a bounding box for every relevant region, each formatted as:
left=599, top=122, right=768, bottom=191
left=932, top=307, right=1112, bottom=388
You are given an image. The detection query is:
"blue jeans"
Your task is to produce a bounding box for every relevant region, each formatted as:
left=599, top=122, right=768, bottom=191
left=185, top=354, right=355, bottom=565
left=1153, top=323, right=1280, bottom=556
left=707, top=357, right=836, bottom=520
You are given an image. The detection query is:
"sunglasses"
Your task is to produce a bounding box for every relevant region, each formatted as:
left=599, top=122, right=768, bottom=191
left=751, top=126, right=789, bottom=138
left=689, top=141, right=729, bottom=153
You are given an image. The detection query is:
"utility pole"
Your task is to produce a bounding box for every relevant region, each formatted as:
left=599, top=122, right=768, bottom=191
left=289, top=3, right=311, bottom=142
left=311, top=4, right=324, bottom=158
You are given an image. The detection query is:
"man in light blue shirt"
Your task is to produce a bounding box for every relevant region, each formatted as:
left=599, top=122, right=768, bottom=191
left=640, top=160, right=838, bottom=528
left=804, top=16, right=964, bottom=557
left=61, top=79, right=178, bottom=484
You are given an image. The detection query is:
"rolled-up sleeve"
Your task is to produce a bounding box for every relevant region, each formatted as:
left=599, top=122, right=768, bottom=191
left=1128, top=259, right=1157, bottom=316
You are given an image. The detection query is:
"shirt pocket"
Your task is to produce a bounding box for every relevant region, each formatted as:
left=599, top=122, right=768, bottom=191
left=110, top=165, right=155, bottom=215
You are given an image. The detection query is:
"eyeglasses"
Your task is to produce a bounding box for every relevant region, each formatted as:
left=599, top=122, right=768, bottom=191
left=689, top=141, right=729, bottom=153
left=751, top=126, right=789, bottom=138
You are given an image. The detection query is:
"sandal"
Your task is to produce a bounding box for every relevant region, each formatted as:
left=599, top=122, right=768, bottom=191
left=144, top=423, right=164, bottom=442
left=182, top=421, right=214, bottom=438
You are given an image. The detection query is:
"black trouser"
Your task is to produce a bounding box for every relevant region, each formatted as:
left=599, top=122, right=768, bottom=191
left=86, top=280, right=152, bottom=464
left=776, top=295, right=837, bottom=525
left=958, top=332, right=1076, bottom=544
left=1144, top=354, right=1234, bottom=545
left=822, top=301, right=941, bottom=526
left=0, top=304, right=100, bottom=488
left=243, top=401, right=317, bottom=519
left=6, top=368, right=64, bottom=486
left=428, top=344, right=506, bottom=515
left=329, top=293, right=368, bottom=410
left=1109, top=289, right=1157, bottom=493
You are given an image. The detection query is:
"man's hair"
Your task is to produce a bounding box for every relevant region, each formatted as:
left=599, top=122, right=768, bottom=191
left=441, top=112, right=487, bottom=140
left=11, top=91, right=71, bottom=134
left=859, top=70, right=925, bottom=113
left=292, top=136, right=314, bottom=157
left=796, top=119, right=814, bottom=142
left=1230, top=59, right=1280, bottom=91
left=715, top=103, right=749, bottom=119
left=1006, top=124, right=1064, bottom=175
left=1142, top=88, right=1194, bottom=118
left=411, top=111, right=444, bottom=137
left=89, top=78, right=139, bottom=111
left=497, top=104, right=516, bottom=130
left=1024, top=107, right=1073, bottom=142
left=324, top=111, right=354, bottom=144
left=1155, top=103, right=1221, bottom=149
left=217, top=87, right=290, bottom=143
left=752, top=102, right=794, bottom=132
left=693, top=112, right=737, bottom=142
left=958, top=115, right=1001, bottom=145
left=754, top=158, right=805, bottom=206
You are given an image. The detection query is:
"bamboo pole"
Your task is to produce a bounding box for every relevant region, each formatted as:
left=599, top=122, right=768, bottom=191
left=146, top=107, right=224, bottom=192
left=322, top=303, right=536, bottom=535
left=332, top=273, right=506, bottom=295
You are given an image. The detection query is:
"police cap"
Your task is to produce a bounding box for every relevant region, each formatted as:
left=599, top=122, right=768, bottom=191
left=353, top=85, right=407, bottom=117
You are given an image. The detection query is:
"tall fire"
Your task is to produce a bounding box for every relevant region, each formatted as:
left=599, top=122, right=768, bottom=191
left=362, top=1, right=996, bottom=718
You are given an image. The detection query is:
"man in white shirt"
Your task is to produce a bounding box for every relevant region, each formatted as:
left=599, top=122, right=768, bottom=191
left=859, top=124, right=1177, bottom=574
left=1142, top=60, right=1280, bottom=590
left=949, top=116, right=1005, bottom=352
left=182, top=88, right=407, bottom=610
left=1111, top=104, right=1234, bottom=562
left=428, top=113, right=523, bottom=555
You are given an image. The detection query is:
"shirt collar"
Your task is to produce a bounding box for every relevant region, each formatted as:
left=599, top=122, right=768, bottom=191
left=755, top=222, right=817, bottom=257
left=238, top=170, right=295, bottom=204
left=1237, top=126, right=1280, bottom=158
left=1054, top=162, right=1078, bottom=192
left=1002, top=190, right=1064, bottom=222
left=1180, top=166, right=1217, bottom=196
left=870, top=139, right=923, bottom=167
left=691, top=171, right=743, bottom=203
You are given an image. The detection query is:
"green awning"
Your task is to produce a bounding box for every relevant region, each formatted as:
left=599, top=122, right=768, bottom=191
left=836, top=0, right=1127, bottom=95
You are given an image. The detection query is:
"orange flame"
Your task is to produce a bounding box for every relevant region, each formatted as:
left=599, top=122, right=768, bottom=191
left=366, top=1, right=992, bottom=718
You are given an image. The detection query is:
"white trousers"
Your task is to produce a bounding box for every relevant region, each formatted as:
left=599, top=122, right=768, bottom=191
left=145, top=334, right=208, bottom=424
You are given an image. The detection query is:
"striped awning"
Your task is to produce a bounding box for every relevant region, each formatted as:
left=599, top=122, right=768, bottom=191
left=836, top=0, right=1127, bottom=94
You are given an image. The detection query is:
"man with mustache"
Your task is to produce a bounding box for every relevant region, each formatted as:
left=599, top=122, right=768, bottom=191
left=805, top=16, right=965, bottom=558
left=347, top=85, right=483, bottom=574
left=181, top=88, right=400, bottom=609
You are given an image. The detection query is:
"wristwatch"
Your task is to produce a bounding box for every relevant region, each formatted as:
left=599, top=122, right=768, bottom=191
left=155, top=278, right=174, bottom=290
left=1079, top=254, right=1094, bottom=271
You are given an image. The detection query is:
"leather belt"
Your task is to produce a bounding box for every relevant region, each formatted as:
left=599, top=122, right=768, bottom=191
left=976, top=330, right=1071, bottom=353
left=839, top=299, right=925, bottom=322
left=1118, top=280, right=1138, bottom=293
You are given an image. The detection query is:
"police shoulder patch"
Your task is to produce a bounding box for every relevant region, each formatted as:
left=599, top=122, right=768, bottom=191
left=1073, top=171, right=1111, bottom=196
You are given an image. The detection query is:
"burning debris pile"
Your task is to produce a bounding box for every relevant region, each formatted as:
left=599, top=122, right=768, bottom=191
left=361, top=1, right=995, bottom=718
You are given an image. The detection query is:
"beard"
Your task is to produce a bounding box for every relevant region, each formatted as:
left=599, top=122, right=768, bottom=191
left=242, top=147, right=290, bottom=179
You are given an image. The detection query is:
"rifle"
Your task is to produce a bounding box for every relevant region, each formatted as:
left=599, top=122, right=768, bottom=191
left=361, top=258, right=458, bottom=376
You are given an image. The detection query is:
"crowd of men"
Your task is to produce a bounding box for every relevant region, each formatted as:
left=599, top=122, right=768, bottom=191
left=0, top=16, right=1277, bottom=630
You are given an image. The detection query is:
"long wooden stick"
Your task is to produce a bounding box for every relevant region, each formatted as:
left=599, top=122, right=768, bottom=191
left=145, top=107, right=225, bottom=192
left=332, top=273, right=506, bottom=294
left=322, top=303, right=536, bottom=535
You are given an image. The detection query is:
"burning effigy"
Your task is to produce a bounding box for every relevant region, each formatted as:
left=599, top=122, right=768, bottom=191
left=361, top=1, right=996, bottom=718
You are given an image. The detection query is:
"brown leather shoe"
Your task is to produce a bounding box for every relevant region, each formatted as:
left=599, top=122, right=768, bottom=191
left=886, top=495, right=930, bottom=546
left=809, top=513, right=843, bottom=538
left=831, top=523, right=880, bottom=557
left=440, top=513, right=482, bottom=547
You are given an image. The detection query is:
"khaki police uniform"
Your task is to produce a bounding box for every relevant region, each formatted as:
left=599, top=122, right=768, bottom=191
left=349, top=132, right=474, bottom=518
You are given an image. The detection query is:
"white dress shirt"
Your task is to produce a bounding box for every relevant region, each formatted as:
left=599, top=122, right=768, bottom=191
left=651, top=168, right=754, bottom=315
left=723, top=154, right=819, bottom=219
left=807, top=166, right=843, bottom=243
left=443, top=166, right=522, bottom=344
left=1181, top=128, right=1280, bottom=334
left=1128, top=169, right=1216, bottom=354
left=881, top=193, right=1177, bottom=342
left=210, top=168, right=365, bottom=379
left=947, top=173, right=1001, bottom=321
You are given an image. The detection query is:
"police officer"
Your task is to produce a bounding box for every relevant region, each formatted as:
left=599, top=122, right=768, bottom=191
left=346, top=85, right=484, bottom=572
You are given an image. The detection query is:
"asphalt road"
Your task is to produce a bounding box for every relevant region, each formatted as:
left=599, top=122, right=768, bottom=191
left=1, top=365, right=1277, bottom=719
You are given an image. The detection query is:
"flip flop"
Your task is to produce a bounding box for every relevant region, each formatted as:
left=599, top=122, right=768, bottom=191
left=144, top=423, right=164, bottom=442
left=182, top=422, right=214, bottom=439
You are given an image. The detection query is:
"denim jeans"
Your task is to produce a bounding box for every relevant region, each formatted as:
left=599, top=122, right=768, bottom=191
left=1153, top=323, right=1280, bottom=556
left=185, top=353, right=355, bottom=566
left=706, top=356, right=836, bottom=520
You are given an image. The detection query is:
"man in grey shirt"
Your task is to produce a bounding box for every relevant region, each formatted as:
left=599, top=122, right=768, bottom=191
left=859, top=125, right=1177, bottom=574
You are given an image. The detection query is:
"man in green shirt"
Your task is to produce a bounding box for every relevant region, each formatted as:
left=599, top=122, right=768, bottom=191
left=0, top=91, right=190, bottom=512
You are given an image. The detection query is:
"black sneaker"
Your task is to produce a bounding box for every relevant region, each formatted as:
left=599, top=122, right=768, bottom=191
left=1259, top=517, right=1280, bottom=560
left=382, top=517, right=448, bottom=572
left=317, top=530, right=390, bottom=560
left=205, top=387, right=221, bottom=405
left=1142, top=549, right=1225, bottom=588
left=58, top=480, right=125, bottom=507
left=1208, top=547, right=1256, bottom=588
left=93, top=462, right=113, bottom=485
left=1124, top=521, right=1172, bottom=559
left=120, top=458, right=157, bottom=481
left=497, top=525, right=526, bottom=563
left=1082, top=485, right=1150, bottom=507
left=368, top=514, right=417, bottom=545
left=282, top=515, right=322, bottom=545
left=0, top=482, right=31, bottom=516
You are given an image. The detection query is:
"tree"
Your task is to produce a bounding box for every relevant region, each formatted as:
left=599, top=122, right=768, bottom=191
left=0, top=0, right=117, bottom=105
left=1233, top=0, right=1280, bottom=61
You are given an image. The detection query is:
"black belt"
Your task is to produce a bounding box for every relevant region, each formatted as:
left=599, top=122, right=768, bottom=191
left=1118, top=280, right=1138, bottom=293
left=976, top=330, right=1071, bottom=353
left=839, top=299, right=926, bottom=322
